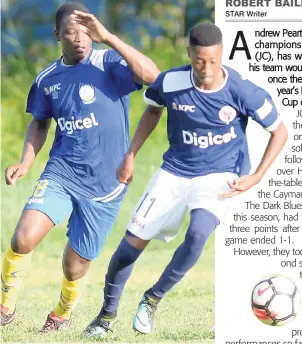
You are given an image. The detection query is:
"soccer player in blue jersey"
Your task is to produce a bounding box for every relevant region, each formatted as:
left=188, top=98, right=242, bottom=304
left=0, top=2, right=159, bottom=331
left=84, top=23, right=288, bottom=337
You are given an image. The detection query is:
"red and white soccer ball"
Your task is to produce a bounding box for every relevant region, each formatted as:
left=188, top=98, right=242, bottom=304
left=251, top=275, right=301, bottom=326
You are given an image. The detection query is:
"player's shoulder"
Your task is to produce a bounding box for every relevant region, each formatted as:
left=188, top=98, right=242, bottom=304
left=224, top=65, right=269, bottom=98
left=89, top=48, right=131, bottom=72
left=224, top=65, right=249, bottom=89
left=88, top=48, right=109, bottom=71
left=35, top=59, right=61, bottom=88
left=160, top=64, right=192, bottom=93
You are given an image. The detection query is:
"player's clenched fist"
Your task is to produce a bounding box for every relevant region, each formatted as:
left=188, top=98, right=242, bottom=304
left=117, top=153, right=134, bottom=185
left=72, top=10, right=111, bottom=44
left=5, top=163, right=29, bottom=186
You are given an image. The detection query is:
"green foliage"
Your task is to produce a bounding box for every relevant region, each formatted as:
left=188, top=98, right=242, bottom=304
left=2, top=0, right=214, bottom=58
left=106, top=0, right=214, bottom=33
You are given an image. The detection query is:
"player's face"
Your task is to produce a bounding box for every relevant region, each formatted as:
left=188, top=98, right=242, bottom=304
left=188, top=44, right=223, bottom=87
left=55, top=15, right=92, bottom=65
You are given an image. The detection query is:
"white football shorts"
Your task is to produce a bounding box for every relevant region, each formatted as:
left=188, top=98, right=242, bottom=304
left=127, top=168, right=238, bottom=242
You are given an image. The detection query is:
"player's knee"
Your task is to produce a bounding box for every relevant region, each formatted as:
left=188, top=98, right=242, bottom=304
left=63, top=257, right=90, bottom=281
left=11, top=229, right=36, bottom=254
left=125, top=233, right=149, bottom=250
left=63, top=263, right=85, bottom=281
left=185, top=230, right=207, bottom=254
left=185, top=209, right=218, bottom=252
left=11, top=210, right=54, bottom=254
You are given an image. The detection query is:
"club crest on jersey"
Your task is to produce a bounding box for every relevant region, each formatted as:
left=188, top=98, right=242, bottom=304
left=219, top=106, right=236, bottom=125
left=79, top=84, right=96, bottom=104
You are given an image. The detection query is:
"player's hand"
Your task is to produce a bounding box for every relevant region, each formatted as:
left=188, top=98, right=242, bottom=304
left=117, top=153, right=134, bottom=184
left=72, top=10, right=111, bottom=44
left=5, top=164, right=29, bottom=186
left=219, top=174, right=261, bottom=198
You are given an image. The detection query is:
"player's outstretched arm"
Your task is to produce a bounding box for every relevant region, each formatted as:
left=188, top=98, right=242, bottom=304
left=220, top=121, right=288, bottom=198
left=5, top=118, right=51, bottom=186
left=117, top=105, right=163, bottom=184
left=72, top=10, right=160, bottom=85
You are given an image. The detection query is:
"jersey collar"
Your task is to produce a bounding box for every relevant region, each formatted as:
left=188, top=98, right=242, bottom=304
left=190, top=66, right=229, bottom=94
left=60, top=49, right=94, bottom=67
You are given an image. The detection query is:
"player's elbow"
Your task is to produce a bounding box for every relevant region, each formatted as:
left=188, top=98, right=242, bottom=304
left=271, top=121, right=288, bottom=142
left=143, top=65, right=161, bottom=86
left=146, top=105, right=163, bottom=119
left=31, top=118, right=51, bottom=133
left=149, top=66, right=161, bottom=84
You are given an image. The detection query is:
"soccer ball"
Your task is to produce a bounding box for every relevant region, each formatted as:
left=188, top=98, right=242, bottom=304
left=251, top=275, right=301, bottom=326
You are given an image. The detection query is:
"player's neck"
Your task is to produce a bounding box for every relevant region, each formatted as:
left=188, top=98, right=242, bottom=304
left=193, top=68, right=225, bottom=91
left=62, top=51, right=91, bottom=66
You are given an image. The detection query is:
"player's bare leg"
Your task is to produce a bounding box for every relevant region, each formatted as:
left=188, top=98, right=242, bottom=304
left=84, top=234, right=149, bottom=338
left=1, top=210, right=54, bottom=326
left=40, top=242, right=91, bottom=332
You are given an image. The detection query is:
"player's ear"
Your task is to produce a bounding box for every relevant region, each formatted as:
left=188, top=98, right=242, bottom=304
left=187, top=46, right=190, bottom=59
left=54, top=29, right=60, bottom=42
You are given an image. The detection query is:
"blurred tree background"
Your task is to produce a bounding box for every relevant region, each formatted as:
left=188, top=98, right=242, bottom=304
left=1, top=0, right=214, bottom=166
left=2, top=0, right=214, bottom=55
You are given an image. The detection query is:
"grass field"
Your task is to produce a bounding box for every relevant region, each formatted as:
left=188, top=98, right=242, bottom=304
left=1, top=44, right=215, bottom=343
left=1, top=162, right=215, bottom=343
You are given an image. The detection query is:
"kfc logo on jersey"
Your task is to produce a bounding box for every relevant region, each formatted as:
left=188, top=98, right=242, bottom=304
left=44, top=83, right=61, bottom=98
left=50, top=83, right=61, bottom=92
left=44, top=87, right=50, bottom=95
left=182, top=127, right=237, bottom=149
left=219, top=106, right=237, bottom=125
left=172, top=102, right=196, bottom=113
left=79, top=84, right=96, bottom=104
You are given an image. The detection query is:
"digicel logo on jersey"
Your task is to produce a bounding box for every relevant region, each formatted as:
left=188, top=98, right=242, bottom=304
left=183, top=127, right=237, bottom=149
left=58, top=113, right=99, bottom=135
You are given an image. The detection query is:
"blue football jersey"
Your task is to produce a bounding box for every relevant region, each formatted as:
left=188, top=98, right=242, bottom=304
left=26, top=49, right=142, bottom=199
left=144, top=65, right=280, bottom=177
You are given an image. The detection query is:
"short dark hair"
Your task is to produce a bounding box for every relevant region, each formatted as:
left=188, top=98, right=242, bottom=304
left=189, top=23, right=222, bottom=47
left=55, top=2, right=89, bottom=31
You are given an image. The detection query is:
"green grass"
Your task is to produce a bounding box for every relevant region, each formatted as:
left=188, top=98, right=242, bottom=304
left=1, top=246, right=215, bottom=343
left=1, top=155, right=215, bottom=343
left=1, top=42, right=215, bottom=343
